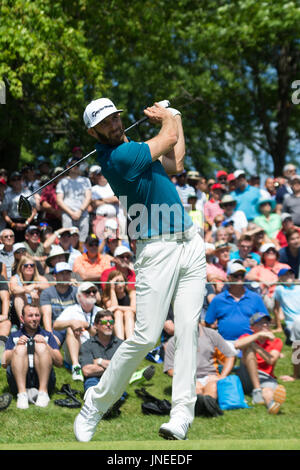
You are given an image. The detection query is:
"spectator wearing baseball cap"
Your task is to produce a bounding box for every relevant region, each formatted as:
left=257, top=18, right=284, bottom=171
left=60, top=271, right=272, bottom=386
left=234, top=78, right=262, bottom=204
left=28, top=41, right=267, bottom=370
left=53, top=280, right=102, bottom=381
left=216, top=170, right=228, bottom=191
left=100, top=245, right=136, bottom=292
left=175, top=169, right=195, bottom=210
left=246, top=243, right=291, bottom=323
left=23, top=225, right=47, bottom=268
left=234, top=312, right=286, bottom=414
left=204, top=183, right=225, bottom=228
left=230, top=169, right=261, bottom=221
left=72, top=234, right=113, bottom=282
left=205, top=259, right=268, bottom=344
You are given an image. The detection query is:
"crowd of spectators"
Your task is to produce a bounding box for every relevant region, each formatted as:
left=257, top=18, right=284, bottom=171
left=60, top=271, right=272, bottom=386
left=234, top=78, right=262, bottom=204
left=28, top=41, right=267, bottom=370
left=0, top=152, right=299, bottom=417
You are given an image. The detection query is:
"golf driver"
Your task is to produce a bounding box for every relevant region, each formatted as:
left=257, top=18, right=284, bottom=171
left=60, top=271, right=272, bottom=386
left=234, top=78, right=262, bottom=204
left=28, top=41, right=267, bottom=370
left=18, top=100, right=170, bottom=218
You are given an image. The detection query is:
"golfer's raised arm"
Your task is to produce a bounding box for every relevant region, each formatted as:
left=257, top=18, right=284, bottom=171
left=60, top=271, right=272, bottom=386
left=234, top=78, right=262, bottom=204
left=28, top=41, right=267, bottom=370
left=159, top=113, right=185, bottom=175
left=144, top=103, right=178, bottom=162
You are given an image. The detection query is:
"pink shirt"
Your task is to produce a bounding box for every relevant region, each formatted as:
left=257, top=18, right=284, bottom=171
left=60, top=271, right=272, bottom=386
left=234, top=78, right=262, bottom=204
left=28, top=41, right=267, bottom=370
left=204, top=199, right=223, bottom=223
left=246, top=262, right=290, bottom=297
left=207, top=262, right=227, bottom=282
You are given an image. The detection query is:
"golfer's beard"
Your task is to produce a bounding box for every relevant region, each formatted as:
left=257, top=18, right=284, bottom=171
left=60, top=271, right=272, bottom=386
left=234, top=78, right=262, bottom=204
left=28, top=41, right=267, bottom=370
left=80, top=296, right=96, bottom=311
left=95, top=127, right=125, bottom=146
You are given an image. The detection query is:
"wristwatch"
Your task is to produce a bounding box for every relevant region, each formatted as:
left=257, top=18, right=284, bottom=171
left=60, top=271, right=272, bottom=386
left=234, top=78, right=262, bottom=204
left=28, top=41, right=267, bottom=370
left=97, top=358, right=103, bottom=366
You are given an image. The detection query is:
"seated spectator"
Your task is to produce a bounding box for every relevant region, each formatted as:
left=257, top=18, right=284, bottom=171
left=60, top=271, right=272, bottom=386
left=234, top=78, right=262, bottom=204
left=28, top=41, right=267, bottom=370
left=230, top=234, right=260, bottom=272
left=11, top=243, right=44, bottom=277
left=164, top=322, right=235, bottom=417
left=279, top=228, right=300, bottom=278
left=73, top=234, right=113, bottom=282
left=204, top=183, right=224, bottom=228
left=205, top=262, right=268, bottom=346
left=253, top=198, right=282, bottom=240
left=161, top=305, right=175, bottom=347
left=276, top=213, right=300, bottom=248
left=219, top=194, right=248, bottom=237
left=223, top=221, right=239, bottom=251
left=230, top=170, right=261, bottom=221
left=101, top=270, right=136, bottom=340
left=39, top=167, right=63, bottom=231
left=44, top=227, right=82, bottom=268
left=234, top=312, right=286, bottom=414
left=282, top=174, right=300, bottom=227
left=23, top=225, right=47, bottom=267
left=1, top=171, right=37, bottom=242
left=0, top=228, right=15, bottom=280
left=206, top=241, right=230, bottom=282
left=262, top=177, right=277, bottom=200
left=40, top=262, right=78, bottom=347
left=79, top=310, right=123, bottom=392
left=44, top=244, right=81, bottom=284
left=100, top=245, right=136, bottom=292
left=2, top=304, right=63, bottom=409
left=280, top=316, right=300, bottom=382
left=53, top=282, right=102, bottom=382
left=9, top=255, right=49, bottom=324
left=246, top=243, right=290, bottom=317
left=0, top=274, right=11, bottom=339
left=274, top=267, right=300, bottom=336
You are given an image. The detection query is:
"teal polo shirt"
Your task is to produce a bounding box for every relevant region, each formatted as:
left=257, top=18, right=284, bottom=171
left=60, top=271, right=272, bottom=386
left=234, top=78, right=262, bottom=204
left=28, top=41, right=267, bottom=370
left=95, top=140, right=193, bottom=239
left=231, top=185, right=261, bottom=221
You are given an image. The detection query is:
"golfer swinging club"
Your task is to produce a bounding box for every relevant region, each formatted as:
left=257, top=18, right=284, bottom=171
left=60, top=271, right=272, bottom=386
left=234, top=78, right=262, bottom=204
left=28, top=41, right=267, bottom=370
left=74, top=98, right=206, bottom=441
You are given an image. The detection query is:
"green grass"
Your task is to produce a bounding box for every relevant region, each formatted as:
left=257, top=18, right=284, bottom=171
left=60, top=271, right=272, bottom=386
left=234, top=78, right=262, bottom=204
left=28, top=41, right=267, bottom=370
left=1, top=332, right=300, bottom=451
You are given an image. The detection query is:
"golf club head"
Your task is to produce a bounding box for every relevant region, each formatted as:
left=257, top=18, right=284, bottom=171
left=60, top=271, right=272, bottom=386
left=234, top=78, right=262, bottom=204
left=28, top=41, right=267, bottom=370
left=18, top=195, right=32, bottom=219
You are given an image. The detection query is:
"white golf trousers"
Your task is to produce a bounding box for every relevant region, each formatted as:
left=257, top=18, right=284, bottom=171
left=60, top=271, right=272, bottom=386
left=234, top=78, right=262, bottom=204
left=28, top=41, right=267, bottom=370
left=88, top=230, right=206, bottom=423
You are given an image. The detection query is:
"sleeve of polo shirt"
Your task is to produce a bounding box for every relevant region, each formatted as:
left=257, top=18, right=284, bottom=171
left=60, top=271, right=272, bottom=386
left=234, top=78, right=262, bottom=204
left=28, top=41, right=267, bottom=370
left=79, top=340, right=94, bottom=368
left=47, top=332, right=60, bottom=350
left=205, top=296, right=219, bottom=325
left=112, top=141, right=152, bottom=182
left=255, top=293, right=269, bottom=314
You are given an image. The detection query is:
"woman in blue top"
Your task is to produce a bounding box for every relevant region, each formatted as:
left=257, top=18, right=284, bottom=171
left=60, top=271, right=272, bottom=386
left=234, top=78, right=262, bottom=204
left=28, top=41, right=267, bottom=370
left=74, top=98, right=206, bottom=442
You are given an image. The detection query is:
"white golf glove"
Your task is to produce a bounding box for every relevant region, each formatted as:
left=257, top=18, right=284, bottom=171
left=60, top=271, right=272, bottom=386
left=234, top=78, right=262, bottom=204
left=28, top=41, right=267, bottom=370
left=157, top=100, right=170, bottom=108
left=167, top=107, right=181, bottom=117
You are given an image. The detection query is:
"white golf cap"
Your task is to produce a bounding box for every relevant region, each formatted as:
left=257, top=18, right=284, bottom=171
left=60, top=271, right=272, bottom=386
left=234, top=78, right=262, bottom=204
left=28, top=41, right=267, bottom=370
left=83, top=98, right=123, bottom=129
left=78, top=282, right=97, bottom=293
left=227, top=260, right=246, bottom=275
left=54, top=262, right=72, bottom=274
left=233, top=169, right=246, bottom=179
left=260, top=243, right=277, bottom=254
left=89, top=165, right=102, bottom=174
left=281, top=212, right=293, bottom=223
left=114, top=245, right=132, bottom=257
left=13, top=243, right=26, bottom=254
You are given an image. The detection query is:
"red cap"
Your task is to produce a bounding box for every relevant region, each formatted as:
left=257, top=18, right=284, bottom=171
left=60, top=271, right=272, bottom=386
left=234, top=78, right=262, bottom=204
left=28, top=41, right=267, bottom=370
left=227, top=173, right=236, bottom=182
left=216, top=170, right=228, bottom=178
left=72, top=146, right=81, bottom=153
left=0, top=178, right=7, bottom=186
left=211, top=183, right=223, bottom=190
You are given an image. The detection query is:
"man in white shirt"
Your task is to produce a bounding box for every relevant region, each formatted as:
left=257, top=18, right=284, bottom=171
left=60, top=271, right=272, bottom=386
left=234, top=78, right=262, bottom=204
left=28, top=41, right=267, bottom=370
left=53, top=282, right=102, bottom=382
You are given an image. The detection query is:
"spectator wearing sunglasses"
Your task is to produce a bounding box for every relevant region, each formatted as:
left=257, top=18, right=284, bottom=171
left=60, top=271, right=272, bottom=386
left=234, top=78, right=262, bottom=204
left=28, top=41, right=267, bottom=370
left=53, top=282, right=102, bottom=382
left=205, top=261, right=268, bottom=349
left=9, top=255, right=49, bottom=325
left=23, top=225, right=47, bottom=268
left=78, top=310, right=123, bottom=392
left=100, top=245, right=136, bottom=292
left=219, top=194, right=248, bottom=238
left=73, top=234, right=113, bottom=282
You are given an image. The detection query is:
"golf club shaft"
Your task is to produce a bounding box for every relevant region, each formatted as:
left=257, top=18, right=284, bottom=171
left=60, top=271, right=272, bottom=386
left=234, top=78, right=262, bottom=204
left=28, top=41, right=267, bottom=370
left=25, top=117, right=150, bottom=200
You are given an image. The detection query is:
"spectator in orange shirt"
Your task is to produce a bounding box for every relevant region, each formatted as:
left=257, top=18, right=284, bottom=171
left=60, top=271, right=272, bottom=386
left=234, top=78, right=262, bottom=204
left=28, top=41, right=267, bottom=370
left=72, top=234, right=113, bottom=283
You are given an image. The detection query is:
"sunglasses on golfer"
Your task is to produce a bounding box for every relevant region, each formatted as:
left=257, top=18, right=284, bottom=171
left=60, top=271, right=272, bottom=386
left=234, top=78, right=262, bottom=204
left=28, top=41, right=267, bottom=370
left=99, top=319, right=114, bottom=326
